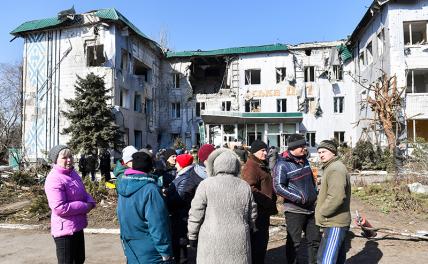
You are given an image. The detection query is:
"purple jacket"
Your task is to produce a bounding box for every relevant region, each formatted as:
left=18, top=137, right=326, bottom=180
left=44, top=165, right=96, bottom=237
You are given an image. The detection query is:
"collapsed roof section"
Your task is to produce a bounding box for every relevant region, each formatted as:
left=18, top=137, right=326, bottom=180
left=168, top=44, right=289, bottom=95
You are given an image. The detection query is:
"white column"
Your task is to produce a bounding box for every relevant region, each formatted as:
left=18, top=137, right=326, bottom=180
left=220, top=124, right=224, bottom=146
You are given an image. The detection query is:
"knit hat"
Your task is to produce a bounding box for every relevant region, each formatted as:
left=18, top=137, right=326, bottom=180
left=48, top=145, right=68, bottom=164
left=164, top=149, right=177, bottom=161
left=287, top=134, right=307, bottom=150
left=176, top=154, right=194, bottom=168
left=132, top=152, right=153, bottom=172
left=317, top=140, right=338, bottom=155
left=250, top=140, right=267, bottom=154
left=198, top=144, right=215, bottom=163
left=122, top=146, right=138, bottom=164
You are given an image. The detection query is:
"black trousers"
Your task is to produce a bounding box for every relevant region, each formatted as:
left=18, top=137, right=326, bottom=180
left=285, top=212, right=321, bottom=264
left=251, top=213, right=270, bottom=264
left=53, top=230, right=85, bottom=264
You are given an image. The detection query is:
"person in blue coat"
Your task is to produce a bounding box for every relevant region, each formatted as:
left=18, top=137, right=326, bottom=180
left=117, top=151, right=174, bottom=263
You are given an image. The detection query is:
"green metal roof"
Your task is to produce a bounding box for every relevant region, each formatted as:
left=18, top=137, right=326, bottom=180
left=10, top=17, right=65, bottom=35
left=10, top=8, right=153, bottom=44
left=167, top=43, right=289, bottom=58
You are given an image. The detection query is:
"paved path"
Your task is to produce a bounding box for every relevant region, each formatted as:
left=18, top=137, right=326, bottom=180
left=0, top=229, right=125, bottom=264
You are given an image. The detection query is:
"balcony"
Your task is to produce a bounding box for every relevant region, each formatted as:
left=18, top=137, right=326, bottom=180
left=406, top=93, right=428, bottom=119
left=200, top=110, right=303, bottom=124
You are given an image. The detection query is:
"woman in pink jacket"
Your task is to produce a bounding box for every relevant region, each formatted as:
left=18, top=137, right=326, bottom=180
left=44, top=145, right=96, bottom=264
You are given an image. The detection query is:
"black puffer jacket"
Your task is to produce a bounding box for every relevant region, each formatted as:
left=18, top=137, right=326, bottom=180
left=166, top=165, right=203, bottom=238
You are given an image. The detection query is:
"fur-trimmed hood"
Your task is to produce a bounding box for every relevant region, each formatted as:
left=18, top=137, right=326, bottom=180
left=206, top=148, right=241, bottom=177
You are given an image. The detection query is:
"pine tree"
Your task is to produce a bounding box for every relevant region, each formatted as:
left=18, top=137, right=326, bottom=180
left=62, top=73, right=123, bottom=154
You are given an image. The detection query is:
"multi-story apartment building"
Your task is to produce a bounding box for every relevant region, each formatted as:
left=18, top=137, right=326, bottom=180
left=11, top=0, right=428, bottom=161
left=11, top=8, right=164, bottom=160
left=347, top=0, right=428, bottom=143
left=166, top=41, right=357, bottom=153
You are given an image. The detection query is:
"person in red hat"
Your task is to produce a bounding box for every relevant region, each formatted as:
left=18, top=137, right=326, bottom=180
left=191, top=144, right=215, bottom=180
left=165, top=153, right=202, bottom=263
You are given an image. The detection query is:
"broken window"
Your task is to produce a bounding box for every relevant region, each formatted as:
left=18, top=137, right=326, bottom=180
left=134, top=92, right=142, bottom=112
left=276, top=67, right=287, bottom=83
left=245, top=99, right=261, bottom=112
left=171, top=102, right=181, bottom=118
left=245, top=69, right=261, bottom=85
left=196, top=102, right=206, bottom=117
left=134, top=130, right=142, bottom=150
left=306, top=132, right=316, bottom=147
left=406, top=69, right=428, bottom=93
left=222, top=101, right=231, bottom=111
left=334, top=131, right=345, bottom=145
left=366, top=42, right=373, bottom=65
left=173, top=73, right=180, bottom=88
left=120, top=49, right=129, bottom=73
left=133, top=58, right=151, bottom=82
left=277, top=98, right=287, bottom=112
left=359, top=52, right=365, bottom=68
left=305, top=49, right=312, bottom=56
left=332, top=65, right=343, bottom=81
left=404, top=21, right=427, bottom=45
left=304, top=66, right=315, bottom=82
left=334, top=96, right=344, bottom=113
left=120, top=88, right=130, bottom=109
left=87, top=44, right=106, bottom=66
left=145, top=98, right=153, bottom=115
left=377, top=29, right=384, bottom=56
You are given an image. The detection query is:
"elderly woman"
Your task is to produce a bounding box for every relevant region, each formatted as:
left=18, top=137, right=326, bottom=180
left=187, top=149, right=257, bottom=264
left=44, top=145, right=96, bottom=264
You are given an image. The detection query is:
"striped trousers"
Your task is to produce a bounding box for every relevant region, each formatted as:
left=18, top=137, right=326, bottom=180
left=317, top=227, right=348, bottom=264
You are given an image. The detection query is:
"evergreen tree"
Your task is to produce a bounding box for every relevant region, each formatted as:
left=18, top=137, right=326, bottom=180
left=62, top=73, right=123, bottom=154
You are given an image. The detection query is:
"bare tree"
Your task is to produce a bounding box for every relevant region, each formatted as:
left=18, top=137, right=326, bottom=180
left=358, top=74, right=405, bottom=153
left=0, top=62, right=22, bottom=162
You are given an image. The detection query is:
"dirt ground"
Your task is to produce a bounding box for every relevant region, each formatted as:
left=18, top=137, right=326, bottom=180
left=1, top=179, right=428, bottom=263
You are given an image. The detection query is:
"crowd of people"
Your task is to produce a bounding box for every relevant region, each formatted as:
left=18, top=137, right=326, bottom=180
left=43, top=134, right=351, bottom=264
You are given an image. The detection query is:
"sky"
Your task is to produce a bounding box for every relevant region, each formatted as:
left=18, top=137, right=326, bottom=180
left=1, top=0, right=373, bottom=64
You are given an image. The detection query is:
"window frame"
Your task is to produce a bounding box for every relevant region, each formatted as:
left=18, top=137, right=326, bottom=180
left=306, top=132, right=316, bottom=148
left=244, top=69, right=261, bottom=85
left=276, top=98, right=287, bottom=112
left=276, top=67, right=287, bottom=83
left=334, top=96, right=344, bottom=113
left=304, top=66, right=315, bottom=82
left=171, top=102, right=181, bottom=119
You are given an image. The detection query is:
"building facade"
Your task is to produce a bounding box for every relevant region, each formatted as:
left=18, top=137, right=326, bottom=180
left=12, top=1, right=428, bottom=161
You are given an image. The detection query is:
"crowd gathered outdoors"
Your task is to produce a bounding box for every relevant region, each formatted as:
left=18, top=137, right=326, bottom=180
left=43, top=134, right=351, bottom=264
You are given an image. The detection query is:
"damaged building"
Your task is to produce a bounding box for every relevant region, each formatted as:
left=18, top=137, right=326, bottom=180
left=11, top=0, right=428, bottom=161
left=11, top=8, right=165, bottom=160
left=166, top=42, right=356, bottom=152
left=347, top=0, right=428, bottom=144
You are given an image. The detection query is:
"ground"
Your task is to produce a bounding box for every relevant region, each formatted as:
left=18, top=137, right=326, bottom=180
left=1, top=176, right=428, bottom=263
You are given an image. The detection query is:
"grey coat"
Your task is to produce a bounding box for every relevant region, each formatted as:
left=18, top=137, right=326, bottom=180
left=188, top=149, right=257, bottom=264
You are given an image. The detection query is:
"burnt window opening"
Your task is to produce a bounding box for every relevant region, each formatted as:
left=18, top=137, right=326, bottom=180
left=334, top=131, right=345, bottom=145
left=133, top=58, right=151, bottom=82
left=245, top=99, right=261, bottom=112
left=306, top=132, right=316, bottom=147
left=404, top=21, right=427, bottom=45
left=196, top=102, right=206, bottom=117
left=171, top=102, right=181, bottom=118
left=276, top=67, right=287, bottom=83
left=134, top=92, right=142, bottom=112
left=407, top=69, right=428, bottom=93
left=366, top=42, right=373, bottom=65
left=222, top=101, right=231, bottom=111
left=305, top=49, right=312, bottom=56
left=332, top=65, right=343, bottom=81
left=145, top=98, right=153, bottom=115
left=189, top=57, right=227, bottom=94
left=334, top=96, right=344, bottom=113
left=245, top=69, right=261, bottom=85
left=277, top=98, right=287, bottom=112
left=304, top=66, right=315, bottom=82
left=121, top=49, right=129, bottom=72
left=87, top=44, right=106, bottom=66
left=173, top=73, right=180, bottom=88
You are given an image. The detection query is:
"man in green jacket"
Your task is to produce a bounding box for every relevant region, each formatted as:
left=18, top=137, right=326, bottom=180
left=315, top=140, right=351, bottom=264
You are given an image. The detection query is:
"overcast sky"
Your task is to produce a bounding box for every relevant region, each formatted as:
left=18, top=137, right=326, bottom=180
left=1, top=0, right=373, bottom=64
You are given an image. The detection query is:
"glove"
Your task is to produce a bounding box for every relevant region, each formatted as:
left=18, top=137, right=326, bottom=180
left=189, top=239, right=198, bottom=248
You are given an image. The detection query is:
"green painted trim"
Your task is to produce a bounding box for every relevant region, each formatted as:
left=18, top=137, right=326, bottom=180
left=167, top=43, right=289, bottom=58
